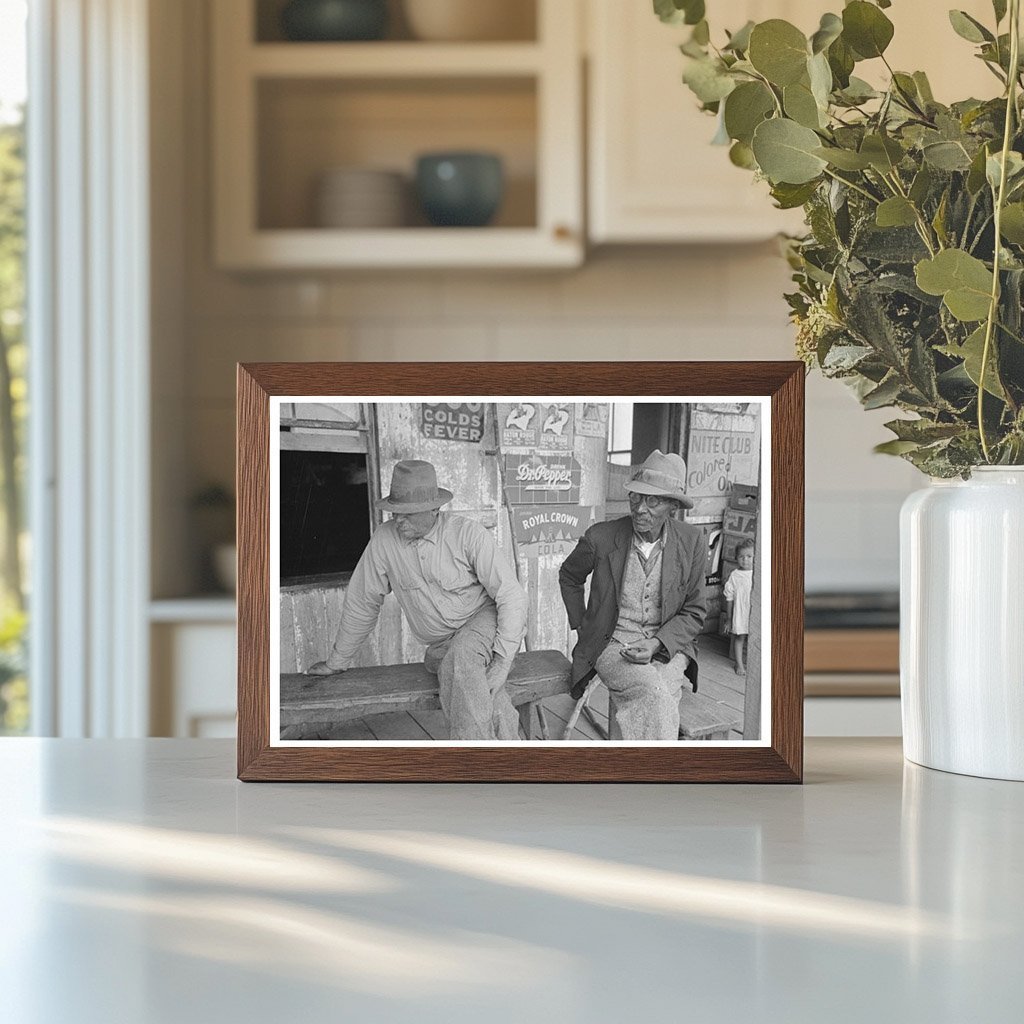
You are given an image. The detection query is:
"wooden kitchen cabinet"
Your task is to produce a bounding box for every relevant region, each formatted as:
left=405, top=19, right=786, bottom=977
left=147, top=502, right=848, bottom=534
left=211, top=0, right=583, bottom=269
left=587, top=0, right=809, bottom=243
left=586, top=0, right=998, bottom=244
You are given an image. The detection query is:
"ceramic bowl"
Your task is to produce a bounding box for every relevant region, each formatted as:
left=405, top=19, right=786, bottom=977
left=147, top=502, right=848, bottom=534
left=403, top=0, right=533, bottom=42
left=415, top=152, right=504, bottom=227
left=281, top=0, right=388, bottom=42
left=315, top=168, right=407, bottom=228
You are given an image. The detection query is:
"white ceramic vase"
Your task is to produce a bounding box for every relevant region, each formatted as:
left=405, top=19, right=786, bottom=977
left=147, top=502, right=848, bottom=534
left=900, top=467, right=1024, bottom=780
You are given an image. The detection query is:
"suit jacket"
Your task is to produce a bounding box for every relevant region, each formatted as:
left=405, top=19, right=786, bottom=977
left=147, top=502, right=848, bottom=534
left=559, top=516, right=709, bottom=698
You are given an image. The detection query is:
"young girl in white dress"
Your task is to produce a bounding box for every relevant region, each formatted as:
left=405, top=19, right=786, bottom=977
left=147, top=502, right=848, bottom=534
left=723, top=541, right=754, bottom=675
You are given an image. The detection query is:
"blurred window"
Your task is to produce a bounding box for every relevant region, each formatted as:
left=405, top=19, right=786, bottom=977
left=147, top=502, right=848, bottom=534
left=0, top=0, right=28, bottom=735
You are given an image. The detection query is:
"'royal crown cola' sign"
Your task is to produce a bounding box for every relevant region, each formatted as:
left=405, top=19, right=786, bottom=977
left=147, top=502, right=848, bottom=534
left=503, top=453, right=582, bottom=505
left=512, top=505, right=593, bottom=559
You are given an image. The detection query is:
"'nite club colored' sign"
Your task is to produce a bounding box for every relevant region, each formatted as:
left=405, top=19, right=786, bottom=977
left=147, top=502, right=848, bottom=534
left=512, top=505, right=593, bottom=560
left=503, top=453, right=582, bottom=505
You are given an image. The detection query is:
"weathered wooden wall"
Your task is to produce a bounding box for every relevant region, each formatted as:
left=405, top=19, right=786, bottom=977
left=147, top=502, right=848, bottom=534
left=501, top=408, right=609, bottom=655
left=280, top=401, right=610, bottom=671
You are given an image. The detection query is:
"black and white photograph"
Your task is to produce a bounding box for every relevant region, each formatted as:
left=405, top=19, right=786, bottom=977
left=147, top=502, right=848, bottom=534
left=271, top=398, right=768, bottom=745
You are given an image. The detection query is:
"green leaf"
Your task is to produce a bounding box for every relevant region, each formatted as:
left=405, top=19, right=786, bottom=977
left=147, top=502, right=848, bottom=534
left=967, top=144, right=991, bottom=194
left=837, top=76, right=879, bottom=104
left=813, top=146, right=872, bottom=170
left=770, top=180, right=820, bottom=209
left=729, top=140, right=757, bottom=169
left=653, top=0, right=705, bottom=26
left=940, top=325, right=1006, bottom=398
left=932, top=190, right=950, bottom=247
left=724, top=20, right=755, bottom=53
left=885, top=418, right=963, bottom=443
left=862, top=374, right=903, bottom=409
left=860, top=133, right=904, bottom=173
left=723, top=81, right=775, bottom=144
left=751, top=118, right=828, bottom=184
left=682, top=0, right=705, bottom=25
left=691, top=19, right=710, bottom=45
left=876, top=197, right=918, bottom=228
left=1000, top=203, right=1024, bottom=244
left=986, top=150, right=1024, bottom=191
left=874, top=439, right=922, bottom=455
left=915, top=249, right=994, bottom=322
left=784, top=80, right=825, bottom=129
left=827, top=37, right=855, bottom=89
left=909, top=164, right=933, bottom=205
left=807, top=51, right=833, bottom=109
left=810, top=12, right=843, bottom=54
left=748, top=20, right=809, bottom=87
left=922, top=140, right=973, bottom=171
left=993, top=0, right=1008, bottom=24
left=913, top=71, right=935, bottom=104
left=682, top=57, right=736, bottom=104
left=842, top=1, right=895, bottom=59
left=948, top=10, right=994, bottom=44
left=711, top=110, right=731, bottom=145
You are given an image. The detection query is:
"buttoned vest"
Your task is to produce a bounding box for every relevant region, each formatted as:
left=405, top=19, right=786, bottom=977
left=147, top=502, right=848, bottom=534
left=612, top=544, right=664, bottom=645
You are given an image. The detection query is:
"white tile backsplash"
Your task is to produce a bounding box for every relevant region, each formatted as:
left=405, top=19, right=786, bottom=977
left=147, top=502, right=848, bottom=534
left=182, top=251, right=917, bottom=593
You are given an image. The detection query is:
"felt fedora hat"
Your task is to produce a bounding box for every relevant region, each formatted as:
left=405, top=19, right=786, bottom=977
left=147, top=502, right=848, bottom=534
left=623, top=449, right=694, bottom=509
left=376, top=460, right=454, bottom=514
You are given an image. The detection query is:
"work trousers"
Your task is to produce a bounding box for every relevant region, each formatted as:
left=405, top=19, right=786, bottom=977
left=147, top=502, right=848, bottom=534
left=423, top=602, right=519, bottom=741
left=594, top=639, right=690, bottom=740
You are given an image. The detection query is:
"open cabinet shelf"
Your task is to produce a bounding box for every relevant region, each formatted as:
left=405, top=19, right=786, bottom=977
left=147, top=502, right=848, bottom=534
left=212, top=0, right=583, bottom=269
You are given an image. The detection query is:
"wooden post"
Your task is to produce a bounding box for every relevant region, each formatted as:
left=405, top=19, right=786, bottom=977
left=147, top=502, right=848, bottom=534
left=743, top=506, right=763, bottom=740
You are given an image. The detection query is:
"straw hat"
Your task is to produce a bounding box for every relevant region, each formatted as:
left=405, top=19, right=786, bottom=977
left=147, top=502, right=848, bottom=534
left=623, top=450, right=694, bottom=509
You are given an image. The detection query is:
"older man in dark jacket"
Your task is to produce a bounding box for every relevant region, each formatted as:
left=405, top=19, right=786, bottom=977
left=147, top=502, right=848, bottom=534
left=559, top=451, right=708, bottom=740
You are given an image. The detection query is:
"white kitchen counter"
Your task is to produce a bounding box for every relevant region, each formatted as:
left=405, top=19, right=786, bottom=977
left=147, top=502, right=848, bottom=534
left=1, top=738, right=1020, bottom=1023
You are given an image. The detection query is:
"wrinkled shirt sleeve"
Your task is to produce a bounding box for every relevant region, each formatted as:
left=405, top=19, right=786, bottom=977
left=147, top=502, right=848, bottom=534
left=466, top=524, right=527, bottom=662
left=325, top=536, right=391, bottom=670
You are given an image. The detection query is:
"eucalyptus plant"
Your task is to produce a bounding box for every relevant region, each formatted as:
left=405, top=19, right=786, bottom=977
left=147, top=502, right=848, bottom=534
left=657, top=0, right=1024, bottom=475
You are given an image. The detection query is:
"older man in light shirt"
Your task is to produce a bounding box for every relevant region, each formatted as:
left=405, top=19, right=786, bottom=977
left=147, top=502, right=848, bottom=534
left=307, top=460, right=528, bottom=740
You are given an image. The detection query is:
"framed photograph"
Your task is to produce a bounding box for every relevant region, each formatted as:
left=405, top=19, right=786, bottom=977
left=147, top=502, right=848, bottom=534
left=237, top=362, right=803, bottom=782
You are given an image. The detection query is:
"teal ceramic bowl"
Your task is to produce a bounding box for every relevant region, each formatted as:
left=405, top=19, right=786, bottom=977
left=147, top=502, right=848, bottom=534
left=415, top=153, right=505, bottom=228
left=281, top=0, right=388, bottom=42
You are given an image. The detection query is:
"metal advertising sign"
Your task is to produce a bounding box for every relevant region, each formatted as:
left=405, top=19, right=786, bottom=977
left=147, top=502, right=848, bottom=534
left=503, top=453, right=582, bottom=505
left=420, top=403, right=485, bottom=443
left=538, top=403, right=574, bottom=450
left=575, top=402, right=609, bottom=438
left=500, top=402, right=540, bottom=448
left=511, top=505, right=593, bottom=560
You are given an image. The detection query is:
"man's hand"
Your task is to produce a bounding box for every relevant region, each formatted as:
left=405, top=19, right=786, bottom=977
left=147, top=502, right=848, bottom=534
left=619, top=637, right=662, bottom=664
left=485, top=653, right=514, bottom=690
left=306, top=661, right=343, bottom=677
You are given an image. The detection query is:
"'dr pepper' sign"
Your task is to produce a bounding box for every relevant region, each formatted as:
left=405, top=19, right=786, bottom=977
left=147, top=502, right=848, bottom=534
left=503, top=453, right=582, bottom=505
left=512, top=505, right=593, bottom=559
left=420, top=403, right=484, bottom=443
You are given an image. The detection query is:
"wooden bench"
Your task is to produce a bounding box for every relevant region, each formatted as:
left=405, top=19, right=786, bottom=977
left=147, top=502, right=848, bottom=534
left=280, top=649, right=573, bottom=740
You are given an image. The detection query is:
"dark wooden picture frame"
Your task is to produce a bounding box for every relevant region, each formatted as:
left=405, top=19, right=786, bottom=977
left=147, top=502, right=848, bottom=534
left=237, top=362, right=804, bottom=782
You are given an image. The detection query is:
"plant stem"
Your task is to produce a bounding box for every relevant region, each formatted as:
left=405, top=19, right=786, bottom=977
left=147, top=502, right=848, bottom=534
left=884, top=171, right=939, bottom=254
left=979, top=0, right=1021, bottom=462
left=822, top=167, right=880, bottom=205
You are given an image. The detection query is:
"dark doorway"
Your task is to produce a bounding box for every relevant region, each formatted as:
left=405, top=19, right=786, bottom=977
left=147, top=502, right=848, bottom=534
left=280, top=450, right=370, bottom=582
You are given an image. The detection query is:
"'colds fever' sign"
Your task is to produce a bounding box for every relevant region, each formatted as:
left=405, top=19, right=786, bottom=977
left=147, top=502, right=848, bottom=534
left=420, top=403, right=485, bottom=443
